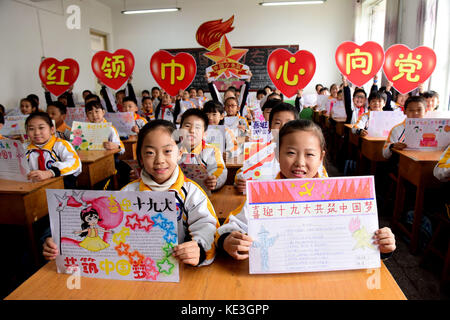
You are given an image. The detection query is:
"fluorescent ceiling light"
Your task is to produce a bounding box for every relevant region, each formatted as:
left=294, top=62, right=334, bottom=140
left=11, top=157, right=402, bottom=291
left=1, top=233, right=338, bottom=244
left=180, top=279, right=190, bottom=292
left=260, top=1, right=325, bottom=6
left=121, top=8, right=180, bottom=14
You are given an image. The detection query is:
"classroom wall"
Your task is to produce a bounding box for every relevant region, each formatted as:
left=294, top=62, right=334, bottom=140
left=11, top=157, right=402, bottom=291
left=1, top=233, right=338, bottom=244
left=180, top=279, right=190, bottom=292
left=105, top=0, right=356, bottom=96
left=0, top=0, right=113, bottom=112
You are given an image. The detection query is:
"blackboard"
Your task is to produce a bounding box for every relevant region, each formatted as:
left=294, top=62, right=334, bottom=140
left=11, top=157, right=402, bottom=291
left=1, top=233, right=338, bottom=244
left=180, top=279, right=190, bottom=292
left=164, top=45, right=299, bottom=92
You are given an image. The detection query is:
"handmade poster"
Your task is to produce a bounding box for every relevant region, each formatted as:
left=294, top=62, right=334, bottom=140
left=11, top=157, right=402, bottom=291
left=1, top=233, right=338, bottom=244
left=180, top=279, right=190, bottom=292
left=196, top=16, right=251, bottom=82
left=404, top=118, right=450, bottom=150
left=247, top=176, right=381, bottom=274
left=267, top=48, right=316, bottom=98
left=242, top=141, right=277, bottom=181
left=246, top=98, right=265, bottom=122
left=335, top=41, right=385, bottom=87
left=104, top=112, right=135, bottom=137
left=249, top=121, right=271, bottom=143
left=39, top=58, right=80, bottom=97
left=224, top=116, right=239, bottom=128
left=205, top=125, right=226, bottom=153
left=324, top=98, right=338, bottom=116
left=179, top=162, right=211, bottom=196
left=383, top=44, right=436, bottom=94
left=92, top=49, right=135, bottom=90
left=150, top=50, right=197, bottom=97
left=65, top=107, right=88, bottom=127
left=0, top=115, right=27, bottom=136
left=316, top=95, right=328, bottom=111
left=330, top=100, right=347, bottom=119
left=303, top=93, right=317, bottom=107
left=0, top=139, right=30, bottom=182
left=70, top=121, right=112, bottom=151
left=367, top=111, right=406, bottom=138
left=46, top=189, right=179, bottom=282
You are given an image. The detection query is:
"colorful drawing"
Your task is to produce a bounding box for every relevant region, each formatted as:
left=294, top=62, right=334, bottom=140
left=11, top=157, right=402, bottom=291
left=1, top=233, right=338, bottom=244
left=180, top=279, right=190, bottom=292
left=69, top=121, right=112, bottom=151
left=0, top=139, right=30, bottom=182
left=404, top=118, right=450, bottom=150
left=65, top=107, right=87, bottom=127
left=0, top=115, right=27, bottom=136
left=104, top=112, right=135, bottom=137
left=367, top=111, right=406, bottom=138
left=46, top=189, right=179, bottom=282
left=348, top=217, right=375, bottom=250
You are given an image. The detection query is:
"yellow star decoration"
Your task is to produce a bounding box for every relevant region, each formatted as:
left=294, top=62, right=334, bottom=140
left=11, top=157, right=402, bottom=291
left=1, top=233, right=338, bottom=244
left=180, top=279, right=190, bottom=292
left=204, top=36, right=247, bottom=64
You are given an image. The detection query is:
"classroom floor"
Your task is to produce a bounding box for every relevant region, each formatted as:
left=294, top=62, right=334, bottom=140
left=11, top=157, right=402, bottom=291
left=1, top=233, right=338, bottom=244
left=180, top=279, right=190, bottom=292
left=1, top=162, right=449, bottom=300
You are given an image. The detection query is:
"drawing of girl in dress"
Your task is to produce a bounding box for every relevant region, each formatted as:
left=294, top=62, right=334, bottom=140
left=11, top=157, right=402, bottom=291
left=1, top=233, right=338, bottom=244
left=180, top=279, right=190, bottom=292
left=74, top=207, right=114, bottom=252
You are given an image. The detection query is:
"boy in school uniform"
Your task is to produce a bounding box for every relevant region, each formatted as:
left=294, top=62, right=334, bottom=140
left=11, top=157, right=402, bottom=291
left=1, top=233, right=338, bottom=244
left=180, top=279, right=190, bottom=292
left=47, top=101, right=71, bottom=140
left=382, top=96, right=427, bottom=159
left=122, top=96, right=148, bottom=134
left=179, top=108, right=228, bottom=191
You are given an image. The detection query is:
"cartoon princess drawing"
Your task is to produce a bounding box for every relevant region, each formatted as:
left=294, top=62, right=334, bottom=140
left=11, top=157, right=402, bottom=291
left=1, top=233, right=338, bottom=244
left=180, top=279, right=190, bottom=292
left=74, top=207, right=114, bottom=252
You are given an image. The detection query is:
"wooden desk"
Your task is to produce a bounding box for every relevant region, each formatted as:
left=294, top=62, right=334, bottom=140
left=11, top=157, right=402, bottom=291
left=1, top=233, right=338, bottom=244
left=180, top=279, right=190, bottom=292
left=209, top=185, right=245, bottom=223
left=5, top=255, right=406, bottom=300
left=119, top=135, right=138, bottom=160
left=77, top=150, right=120, bottom=189
left=313, top=110, right=320, bottom=124
left=392, top=149, right=443, bottom=254
left=360, top=136, right=387, bottom=175
left=224, top=154, right=243, bottom=185
left=0, top=177, right=64, bottom=265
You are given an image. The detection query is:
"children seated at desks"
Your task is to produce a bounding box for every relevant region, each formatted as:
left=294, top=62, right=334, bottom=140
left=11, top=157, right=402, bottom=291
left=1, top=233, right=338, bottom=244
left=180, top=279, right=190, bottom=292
left=24, top=112, right=81, bottom=189
left=434, top=144, right=450, bottom=182
left=217, top=119, right=396, bottom=260
left=178, top=108, right=227, bottom=191
left=122, top=96, right=148, bottom=133
left=382, top=96, right=427, bottom=159
left=140, top=96, right=155, bottom=121
left=352, top=91, right=386, bottom=136
left=7, top=97, right=37, bottom=116
left=342, top=75, right=367, bottom=125
left=43, top=119, right=220, bottom=266
left=47, top=101, right=71, bottom=140
left=154, top=92, right=181, bottom=124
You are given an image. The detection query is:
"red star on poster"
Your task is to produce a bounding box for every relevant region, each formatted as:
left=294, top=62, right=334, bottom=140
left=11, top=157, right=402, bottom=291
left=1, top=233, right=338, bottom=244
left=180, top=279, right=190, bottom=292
left=204, top=36, right=247, bottom=65
left=138, top=215, right=154, bottom=232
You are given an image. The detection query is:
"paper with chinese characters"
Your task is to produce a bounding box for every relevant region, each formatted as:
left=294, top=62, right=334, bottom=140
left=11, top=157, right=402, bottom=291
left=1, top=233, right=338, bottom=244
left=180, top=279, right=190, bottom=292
left=247, top=176, right=381, bottom=274
left=65, top=107, right=88, bottom=127
left=0, top=139, right=30, bottom=182
left=46, top=189, right=179, bottom=282
left=205, top=125, right=225, bottom=153
left=0, top=115, right=27, bottom=136
left=70, top=121, right=111, bottom=151
left=104, top=112, right=135, bottom=137
left=179, top=162, right=211, bottom=196
left=367, top=111, right=406, bottom=138
left=249, top=121, right=271, bottom=143
left=404, top=118, right=450, bottom=150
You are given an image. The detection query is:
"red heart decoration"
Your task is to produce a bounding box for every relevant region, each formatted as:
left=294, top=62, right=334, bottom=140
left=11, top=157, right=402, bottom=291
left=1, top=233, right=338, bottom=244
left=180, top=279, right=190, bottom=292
left=267, top=49, right=316, bottom=98
left=335, top=41, right=385, bottom=87
left=39, top=58, right=79, bottom=97
left=150, top=50, right=197, bottom=97
left=383, top=44, right=436, bottom=94
left=91, top=49, right=135, bottom=90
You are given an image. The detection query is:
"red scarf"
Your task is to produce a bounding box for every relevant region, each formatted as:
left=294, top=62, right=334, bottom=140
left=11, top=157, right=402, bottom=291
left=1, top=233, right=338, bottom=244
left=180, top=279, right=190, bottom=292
left=36, top=149, right=46, bottom=170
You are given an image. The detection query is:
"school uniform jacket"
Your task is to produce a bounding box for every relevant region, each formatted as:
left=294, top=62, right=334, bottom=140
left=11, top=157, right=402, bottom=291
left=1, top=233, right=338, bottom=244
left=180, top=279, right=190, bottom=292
left=180, top=143, right=228, bottom=190
left=134, top=113, right=148, bottom=130
left=352, top=112, right=370, bottom=134
left=56, top=121, right=72, bottom=140
left=218, top=169, right=329, bottom=249
left=433, top=145, right=450, bottom=182
left=382, top=120, right=406, bottom=159
left=25, top=135, right=81, bottom=177
left=121, top=167, right=220, bottom=266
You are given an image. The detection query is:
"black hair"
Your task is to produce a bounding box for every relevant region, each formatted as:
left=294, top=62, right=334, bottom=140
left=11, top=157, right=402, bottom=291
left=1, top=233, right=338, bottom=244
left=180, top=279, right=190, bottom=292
left=123, top=96, right=138, bottom=106
left=180, top=108, right=209, bottom=132
left=79, top=207, right=101, bottom=238
left=353, top=88, right=367, bottom=98
left=0, top=113, right=4, bottom=125
left=264, top=85, right=272, bottom=91
left=224, top=96, right=238, bottom=106
left=227, top=86, right=237, bottom=93
left=82, top=90, right=92, bottom=96
left=261, top=98, right=282, bottom=111
left=47, top=101, right=67, bottom=115
left=27, top=94, right=39, bottom=105
left=85, top=100, right=104, bottom=113
left=0, top=104, right=5, bottom=115
left=85, top=94, right=101, bottom=103
left=116, top=89, right=125, bottom=96
left=404, top=95, right=427, bottom=110
left=142, top=90, right=150, bottom=95
left=422, top=90, right=439, bottom=99
left=188, top=87, right=197, bottom=92
left=142, top=96, right=153, bottom=103
left=269, top=102, right=298, bottom=129
left=136, top=120, right=177, bottom=167
left=315, top=84, right=323, bottom=91
left=393, top=90, right=411, bottom=103
left=278, top=119, right=326, bottom=153
left=151, top=87, right=160, bottom=92
left=319, top=87, right=329, bottom=94
left=267, top=92, right=282, bottom=101
left=25, top=111, right=54, bottom=129
left=368, top=91, right=387, bottom=104
left=20, top=98, right=37, bottom=112
left=203, top=100, right=224, bottom=114
left=256, top=89, right=266, bottom=97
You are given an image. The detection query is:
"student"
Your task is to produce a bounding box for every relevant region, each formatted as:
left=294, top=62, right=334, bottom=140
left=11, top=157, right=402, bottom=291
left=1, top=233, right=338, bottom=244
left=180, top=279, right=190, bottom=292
left=217, top=119, right=396, bottom=260
left=342, top=75, right=367, bottom=125
left=84, top=93, right=102, bottom=105
left=261, top=98, right=282, bottom=122
left=315, top=84, right=324, bottom=95
left=140, top=96, right=155, bottom=121
left=151, top=86, right=161, bottom=105
left=256, top=89, right=266, bottom=101
left=0, top=104, right=5, bottom=116
left=27, top=94, right=43, bottom=112
left=20, top=98, right=37, bottom=115
left=84, top=101, right=124, bottom=155
left=294, top=89, right=304, bottom=114
left=382, top=95, right=427, bottom=159
left=391, top=91, right=410, bottom=112
left=82, top=90, right=92, bottom=101
left=42, top=84, right=76, bottom=109
left=196, top=88, right=207, bottom=108
left=24, top=112, right=81, bottom=188
left=433, top=145, right=450, bottom=182
left=122, top=96, right=148, bottom=133
left=179, top=108, right=227, bottom=191
left=154, top=92, right=181, bottom=124
left=141, top=90, right=150, bottom=98
left=188, top=87, right=197, bottom=100
left=224, top=96, right=249, bottom=131
left=422, top=91, right=440, bottom=112
left=352, top=91, right=386, bottom=136
left=47, top=101, right=71, bottom=140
